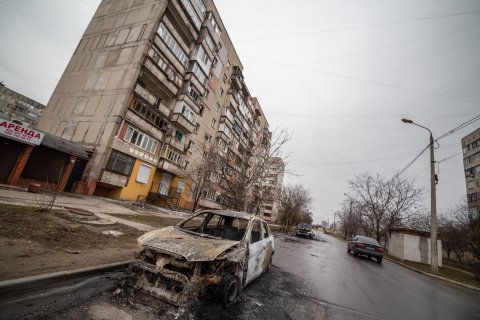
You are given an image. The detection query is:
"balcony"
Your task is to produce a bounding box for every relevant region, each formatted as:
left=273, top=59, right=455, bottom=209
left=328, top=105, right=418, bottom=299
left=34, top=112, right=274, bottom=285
left=164, top=136, right=186, bottom=153
left=231, top=66, right=243, bottom=90
left=143, top=47, right=184, bottom=97
left=171, top=112, right=196, bottom=133
left=134, top=83, right=157, bottom=106
left=99, top=170, right=128, bottom=188
left=157, top=159, right=184, bottom=176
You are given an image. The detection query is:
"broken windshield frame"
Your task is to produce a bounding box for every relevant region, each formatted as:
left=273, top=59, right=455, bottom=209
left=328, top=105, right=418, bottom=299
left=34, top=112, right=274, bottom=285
left=178, top=212, right=249, bottom=241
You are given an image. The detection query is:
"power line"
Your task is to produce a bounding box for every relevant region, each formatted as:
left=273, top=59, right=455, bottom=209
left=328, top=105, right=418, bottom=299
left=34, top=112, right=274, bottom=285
left=300, top=24, right=480, bottom=67
left=237, top=10, right=480, bottom=43
left=398, top=144, right=430, bottom=175
left=244, top=56, right=480, bottom=105
left=438, top=152, right=462, bottom=163
left=436, top=114, right=480, bottom=141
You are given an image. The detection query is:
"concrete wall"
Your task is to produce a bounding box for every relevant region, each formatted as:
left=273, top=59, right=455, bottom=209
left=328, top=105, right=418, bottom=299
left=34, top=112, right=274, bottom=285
left=37, top=0, right=168, bottom=184
left=389, top=232, right=442, bottom=267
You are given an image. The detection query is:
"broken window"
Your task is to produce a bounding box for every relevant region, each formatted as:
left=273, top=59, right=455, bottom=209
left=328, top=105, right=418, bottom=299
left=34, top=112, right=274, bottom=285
left=250, top=221, right=262, bottom=243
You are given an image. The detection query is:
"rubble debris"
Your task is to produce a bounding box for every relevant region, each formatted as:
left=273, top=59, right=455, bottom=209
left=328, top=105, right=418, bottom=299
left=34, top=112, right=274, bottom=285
left=65, top=249, right=81, bottom=254
left=102, top=230, right=124, bottom=237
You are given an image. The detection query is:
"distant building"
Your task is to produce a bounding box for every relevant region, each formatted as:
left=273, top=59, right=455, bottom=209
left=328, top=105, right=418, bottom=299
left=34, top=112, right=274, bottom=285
left=462, top=127, right=480, bottom=221
left=257, top=157, right=284, bottom=223
left=0, top=84, right=45, bottom=127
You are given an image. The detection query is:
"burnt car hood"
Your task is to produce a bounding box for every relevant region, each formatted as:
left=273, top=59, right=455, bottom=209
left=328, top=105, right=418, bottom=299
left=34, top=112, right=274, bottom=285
left=137, top=226, right=240, bottom=262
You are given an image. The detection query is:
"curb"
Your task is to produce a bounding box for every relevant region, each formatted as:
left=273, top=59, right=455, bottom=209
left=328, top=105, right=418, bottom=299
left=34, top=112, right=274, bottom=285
left=384, top=256, right=480, bottom=292
left=0, top=260, right=134, bottom=295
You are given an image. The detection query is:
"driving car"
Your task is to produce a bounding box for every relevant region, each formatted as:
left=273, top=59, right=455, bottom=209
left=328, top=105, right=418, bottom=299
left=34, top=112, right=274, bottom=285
left=347, top=235, right=384, bottom=263
left=132, top=210, right=274, bottom=307
left=296, top=223, right=315, bottom=239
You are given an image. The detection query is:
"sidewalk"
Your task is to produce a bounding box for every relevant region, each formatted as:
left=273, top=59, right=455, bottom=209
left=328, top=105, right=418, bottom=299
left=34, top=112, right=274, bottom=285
left=0, top=189, right=186, bottom=281
left=0, top=188, right=189, bottom=231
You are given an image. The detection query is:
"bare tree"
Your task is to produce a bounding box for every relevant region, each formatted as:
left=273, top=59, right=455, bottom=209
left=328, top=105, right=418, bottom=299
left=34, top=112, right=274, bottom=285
left=347, top=172, right=424, bottom=242
left=278, top=184, right=313, bottom=232
left=212, top=128, right=291, bottom=211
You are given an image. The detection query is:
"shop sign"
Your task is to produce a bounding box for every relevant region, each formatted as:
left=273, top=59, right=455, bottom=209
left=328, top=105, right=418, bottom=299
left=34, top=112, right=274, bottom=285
left=0, top=118, right=44, bottom=145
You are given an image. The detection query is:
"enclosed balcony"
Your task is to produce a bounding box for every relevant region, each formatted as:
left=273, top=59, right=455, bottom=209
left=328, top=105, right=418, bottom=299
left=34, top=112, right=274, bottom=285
left=164, top=136, right=186, bottom=153
left=143, top=46, right=184, bottom=97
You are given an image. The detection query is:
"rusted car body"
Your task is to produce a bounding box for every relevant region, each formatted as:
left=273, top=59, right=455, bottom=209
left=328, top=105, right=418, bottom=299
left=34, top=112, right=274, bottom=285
left=132, top=210, right=274, bottom=306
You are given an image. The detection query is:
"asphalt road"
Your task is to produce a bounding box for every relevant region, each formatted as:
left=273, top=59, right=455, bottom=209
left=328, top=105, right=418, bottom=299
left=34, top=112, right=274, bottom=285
left=273, top=232, right=480, bottom=320
left=1, top=232, right=479, bottom=320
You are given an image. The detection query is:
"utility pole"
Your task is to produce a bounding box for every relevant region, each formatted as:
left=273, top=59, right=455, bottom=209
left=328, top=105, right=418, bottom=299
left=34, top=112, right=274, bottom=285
left=402, top=118, right=438, bottom=274
left=429, top=134, right=438, bottom=274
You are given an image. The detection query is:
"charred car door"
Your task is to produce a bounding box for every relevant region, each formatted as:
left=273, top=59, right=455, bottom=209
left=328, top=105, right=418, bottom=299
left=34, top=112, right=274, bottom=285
left=246, top=220, right=266, bottom=284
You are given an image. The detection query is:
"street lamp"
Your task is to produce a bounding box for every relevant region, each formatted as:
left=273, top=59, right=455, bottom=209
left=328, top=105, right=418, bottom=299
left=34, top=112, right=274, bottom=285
left=401, top=118, right=438, bottom=274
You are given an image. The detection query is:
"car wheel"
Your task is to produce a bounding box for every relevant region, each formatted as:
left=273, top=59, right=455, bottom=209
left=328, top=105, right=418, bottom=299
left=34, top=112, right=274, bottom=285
left=353, top=248, right=358, bottom=257
left=347, top=247, right=350, bottom=253
left=377, top=257, right=383, bottom=264
left=216, top=274, right=239, bottom=308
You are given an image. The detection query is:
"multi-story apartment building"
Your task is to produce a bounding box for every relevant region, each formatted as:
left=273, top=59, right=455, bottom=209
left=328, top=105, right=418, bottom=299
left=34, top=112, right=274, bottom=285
left=257, top=157, right=285, bottom=223
left=37, top=0, right=278, bottom=211
left=462, top=127, right=480, bottom=221
left=0, top=84, right=45, bottom=127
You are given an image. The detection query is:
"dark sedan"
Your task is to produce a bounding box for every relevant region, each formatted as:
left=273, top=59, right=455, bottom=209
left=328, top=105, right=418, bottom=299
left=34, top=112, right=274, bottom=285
left=296, top=223, right=315, bottom=239
left=347, top=235, right=384, bottom=263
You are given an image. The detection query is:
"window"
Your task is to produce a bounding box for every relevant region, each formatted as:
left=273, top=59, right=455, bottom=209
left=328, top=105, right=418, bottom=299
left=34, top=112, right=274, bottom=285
left=161, top=146, right=185, bottom=166
left=136, top=163, right=152, bottom=184
left=186, top=140, right=194, bottom=152
left=220, top=88, right=224, bottom=97
left=203, top=151, right=208, bottom=159
left=223, top=74, right=227, bottom=83
left=226, top=60, right=230, bottom=69
left=205, top=133, right=212, bottom=143
left=208, top=13, right=221, bottom=36
left=157, top=23, right=189, bottom=66
left=215, top=103, right=220, bottom=113
left=188, top=85, right=201, bottom=102
left=181, top=104, right=196, bottom=124
left=194, top=0, right=206, bottom=15
left=205, top=34, right=215, bottom=51
left=191, top=62, right=207, bottom=84
left=178, top=180, right=186, bottom=193
left=124, top=125, right=158, bottom=154
left=175, top=130, right=184, bottom=142
left=211, top=118, right=216, bottom=128
left=250, top=221, right=262, bottom=243
left=262, top=222, right=270, bottom=238
left=106, top=150, right=135, bottom=176
left=194, top=123, right=200, bottom=133
left=179, top=0, right=201, bottom=29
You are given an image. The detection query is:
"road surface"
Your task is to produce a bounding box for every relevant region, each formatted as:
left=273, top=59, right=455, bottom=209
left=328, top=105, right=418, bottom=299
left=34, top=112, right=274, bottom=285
left=1, top=232, right=479, bottom=319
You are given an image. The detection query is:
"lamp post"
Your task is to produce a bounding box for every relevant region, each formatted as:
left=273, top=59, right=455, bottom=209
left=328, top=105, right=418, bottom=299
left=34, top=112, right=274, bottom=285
left=401, top=118, right=438, bottom=274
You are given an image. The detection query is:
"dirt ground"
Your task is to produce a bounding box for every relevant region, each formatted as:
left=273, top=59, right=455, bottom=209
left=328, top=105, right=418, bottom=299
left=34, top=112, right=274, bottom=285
left=0, top=204, right=144, bottom=281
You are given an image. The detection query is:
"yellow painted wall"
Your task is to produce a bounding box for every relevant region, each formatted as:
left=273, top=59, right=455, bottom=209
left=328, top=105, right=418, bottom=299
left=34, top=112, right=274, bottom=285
left=108, top=160, right=155, bottom=201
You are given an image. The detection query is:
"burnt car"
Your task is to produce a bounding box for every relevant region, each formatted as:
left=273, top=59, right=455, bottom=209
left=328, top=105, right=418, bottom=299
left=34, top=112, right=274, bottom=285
left=132, top=210, right=274, bottom=307
left=296, top=223, right=315, bottom=239
left=347, top=235, right=384, bottom=263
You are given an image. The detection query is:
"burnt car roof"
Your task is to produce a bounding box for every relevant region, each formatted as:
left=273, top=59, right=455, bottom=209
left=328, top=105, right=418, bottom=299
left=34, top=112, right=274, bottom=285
left=197, top=209, right=257, bottom=221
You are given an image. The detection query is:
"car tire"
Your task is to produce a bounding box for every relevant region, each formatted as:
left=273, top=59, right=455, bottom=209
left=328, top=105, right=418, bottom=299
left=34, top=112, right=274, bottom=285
left=377, top=257, right=383, bottom=264
left=347, top=247, right=350, bottom=253
left=353, top=248, right=358, bottom=257
left=216, top=274, right=239, bottom=308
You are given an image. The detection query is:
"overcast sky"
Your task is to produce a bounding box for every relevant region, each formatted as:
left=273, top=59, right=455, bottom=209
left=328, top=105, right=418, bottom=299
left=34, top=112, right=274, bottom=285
left=1, top=0, right=479, bottom=223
